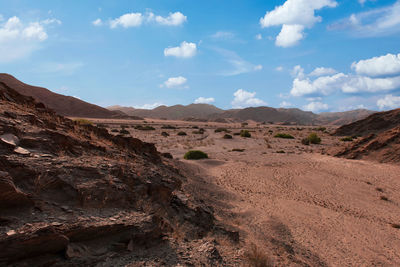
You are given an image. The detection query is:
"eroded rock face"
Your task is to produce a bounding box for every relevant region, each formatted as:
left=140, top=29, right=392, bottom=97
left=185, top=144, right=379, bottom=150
left=0, top=82, right=223, bottom=266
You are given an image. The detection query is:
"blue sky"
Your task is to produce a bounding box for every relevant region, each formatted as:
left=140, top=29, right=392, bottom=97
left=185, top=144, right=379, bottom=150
left=1, top=0, right=400, bottom=112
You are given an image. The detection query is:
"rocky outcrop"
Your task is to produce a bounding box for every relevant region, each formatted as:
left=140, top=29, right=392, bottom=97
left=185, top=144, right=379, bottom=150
left=0, top=82, right=233, bottom=265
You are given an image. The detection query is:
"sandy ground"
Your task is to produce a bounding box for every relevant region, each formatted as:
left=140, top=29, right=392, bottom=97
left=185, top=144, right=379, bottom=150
left=85, top=118, right=400, bottom=266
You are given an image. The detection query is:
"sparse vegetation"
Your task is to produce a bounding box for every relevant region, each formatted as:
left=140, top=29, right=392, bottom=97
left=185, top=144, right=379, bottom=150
left=233, top=132, right=241, bottom=136
left=215, top=128, right=230, bottom=133
left=315, top=126, right=326, bottom=132
left=391, top=223, right=400, bottom=229
left=193, top=128, right=205, bottom=134
left=223, top=134, right=233, bottom=139
left=276, top=150, right=285, bottom=153
left=177, top=131, right=187, bottom=136
left=245, top=243, right=274, bottom=267
left=74, top=118, right=93, bottom=126
left=380, top=196, right=389, bottom=201
left=184, top=150, right=208, bottom=160
left=307, top=133, right=321, bottom=144
left=240, top=130, right=251, bottom=138
left=274, top=133, right=294, bottom=139
left=111, top=129, right=119, bottom=133
left=301, top=138, right=310, bottom=145
left=161, top=131, right=169, bottom=137
left=232, top=148, right=245, bottom=152
left=161, top=125, right=177, bottom=129
left=119, top=129, right=130, bottom=135
left=341, top=136, right=353, bottom=142
left=134, top=125, right=155, bottom=131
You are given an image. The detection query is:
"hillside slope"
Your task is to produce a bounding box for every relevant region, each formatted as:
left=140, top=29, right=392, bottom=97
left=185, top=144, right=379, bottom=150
left=0, top=74, right=125, bottom=119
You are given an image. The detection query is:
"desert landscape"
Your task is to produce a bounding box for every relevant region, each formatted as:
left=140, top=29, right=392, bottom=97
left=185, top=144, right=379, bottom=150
left=1, top=1, right=400, bottom=266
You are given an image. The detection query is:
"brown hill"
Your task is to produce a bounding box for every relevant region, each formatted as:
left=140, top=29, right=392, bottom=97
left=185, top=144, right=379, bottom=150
left=0, top=73, right=126, bottom=119
left=317, top=109, right=375, bottom=126
left=0, top=81, right=236, bottom=265
left=108, top=103, right=224, bottom=120
left=334, top=109, right=400, bottom=163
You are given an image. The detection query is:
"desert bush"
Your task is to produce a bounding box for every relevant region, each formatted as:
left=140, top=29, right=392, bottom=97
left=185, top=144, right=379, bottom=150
left=134, top=125, right=155, bottom=131
left=301, top=138, right=310, bottom=145
left=315, top=126, right=326, bottom=132
left=111, top=129, right=119, bottom=133
left=177, top=131, right=187, bottom=136
left=74, top=119, right=93, bottom=126
left=192, top=126, right=199, bottom=129
left=161, top=131, right=169, bottom=137
left=391, top=223, right=400, bottom=229
left=232, top=148, right=245, bottom=152
left=215, top=128, right=230, bottom=133
left=184, top=150, right=208, bottom=160
left=274, top=133, right=294, bottom=139
left=341, top=136, right=353, bottom=142
left=161, top=125, right=177, bottom=129
left=245, top=243, right=274, bottom=267
left=307, top=133, right=321, bottom=144
left=223, top=134, right=233, bottom=139
left=119, top=129, right=130, bottom=135
left=240, top=130, right=251, bottom=138
left=193, top=128, right=205, bottom=134
left=276, top=150, right=285, bottom=153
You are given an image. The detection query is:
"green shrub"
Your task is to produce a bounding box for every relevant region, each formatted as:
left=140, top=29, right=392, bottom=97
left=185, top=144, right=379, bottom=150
left=119, top=129, right=130, bottom=135
left=74, top=119, right=93, bottom=126
left=161, top=125, right=176, bottom=129
left=240, top=130, right=251, bottom=138
left=341, top=136, right=353, bottom=142
left=177, top=131, right=187, bottom=136
left=184, top=150, right=208, bottom=160
left=223, top=134, right=233, bottom=139
left=274, top=133, right=294, bottom=139
left=308, top=133, right=321, bottom=144
left=215, top=128, right=229, bottom=133
left=134, top=125, right=155, bottom=131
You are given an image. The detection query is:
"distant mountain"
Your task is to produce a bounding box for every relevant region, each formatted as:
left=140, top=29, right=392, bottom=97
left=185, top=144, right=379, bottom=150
left=0, top=74, right=127, bottom=119
left=108, top=104, right=224, bottom=120
left=110, top=104, right=374, bottom=125
left=316, top=109, right=375, bottom=126
left=334, top=108, right=400, bottom=163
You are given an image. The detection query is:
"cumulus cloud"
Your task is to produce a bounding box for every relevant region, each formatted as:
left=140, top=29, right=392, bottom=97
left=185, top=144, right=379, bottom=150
left=309, top=67, right=337, bottom=77
left=260, top=0, right=337, bottom=47
left=341, top=75, right=400, bottom=93
left=134, top=102, right=164, bottom=109
left=280, top=101, right=293, bottom=108
left=162, top=76, right=187, bottom=88
left=351, top=53, right=400, bottom=77
left=105, top=11, right=187, bottom=28
left=329, top=1, right=400, bottom=37
left=153, top=12, right=187, bottom=26
left=291, top=73, right=347, bottom=96
left=377, top=94, right=400, bottom=110
left=0, top=16, right=58, bottom=63
left=110, top=13, right=143, bottom=28
left=303, top=101, right=329, bottom=112
left=164, top=41, right=197, bottom=58
left=92, top=18, right=102, bottom=26
left=194, top=97, right=215, bottom=104
left=231, top=89, right=266, bottom=108
left=275, top=24, right=304, bottom=47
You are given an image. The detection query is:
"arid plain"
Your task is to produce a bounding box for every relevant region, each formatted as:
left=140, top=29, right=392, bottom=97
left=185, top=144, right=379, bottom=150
left=86, top=118, right=400, bottom=266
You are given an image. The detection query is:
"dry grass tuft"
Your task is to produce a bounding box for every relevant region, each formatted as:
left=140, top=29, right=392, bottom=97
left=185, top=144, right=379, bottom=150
left=245, top=243, right=273, bottom=267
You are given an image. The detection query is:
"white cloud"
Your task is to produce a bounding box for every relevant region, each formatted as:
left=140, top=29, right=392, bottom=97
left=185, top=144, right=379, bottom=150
left=341, top=75, right=400, bottom=93
left=309, top=67, right=337, bottom=76
left=41, top=18, right=62, bottom=25
left=134, top=102, right=164, bottom=109
left=255, top=33, right=262, bottom=40
left=276, top=66, right=284, bottom=71
left=280, top=101, right=293, bottom=108
left=275, top=24, right=304, bottom=47
left=377, top=94, right=400, bottom=110
left=194, top=97, right=215, bottom=104
left=211, top=31, right=235, bottom=39
left=110, top=13, right=143, bottom=28
left=164, top=41, right=197, bottom=58
left=231, top=89, right=266, bottom=108
left=0, top=16, right=57, bottom=63
left=254, top=65, right=263, bottom=71
left=291, top=65, right=305, bottom=78
left=329, top=1, right=400, bottom=37
left=154, top=12, right=187, bottom=26
left=291, top=73, right=347, bottom=96
left=351, top=53, right=400, bottom=77
left=162, top=76, right=187, bottom=88
left=92, top=18, right=103, bottom=26
left=303, top=101, right=329, bottom=112
left=260, top=0, right=337, bottom=47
